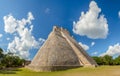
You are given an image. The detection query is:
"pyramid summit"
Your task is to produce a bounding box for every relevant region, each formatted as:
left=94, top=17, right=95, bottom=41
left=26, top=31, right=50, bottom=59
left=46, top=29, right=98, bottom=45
left=27, top=26, right=98, bottom=71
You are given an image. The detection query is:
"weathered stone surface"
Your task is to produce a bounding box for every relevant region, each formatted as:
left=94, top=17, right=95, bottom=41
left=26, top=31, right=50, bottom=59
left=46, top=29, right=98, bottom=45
left=27, top=26, right=98, bottom=71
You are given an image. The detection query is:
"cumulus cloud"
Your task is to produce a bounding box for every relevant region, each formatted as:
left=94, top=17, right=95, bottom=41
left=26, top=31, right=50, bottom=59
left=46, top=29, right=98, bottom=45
left=3, top=14, right=17, bottom=34
left=101, top=43, right=120, bottom=56
left=91, top=42, right=95, bottom=46
left=79, top=42, right=89, bottom=50
left=0, top=34, right=3, bottom=38
left=3, top=12, right=45, bottom=59
left=73, top=1, right=108, bottom=39
left=118, top=11, right=120, bottom=18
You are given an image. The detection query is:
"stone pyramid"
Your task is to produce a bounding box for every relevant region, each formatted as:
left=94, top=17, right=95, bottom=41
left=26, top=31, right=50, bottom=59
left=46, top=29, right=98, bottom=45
left=27, top=26, right=97, bottom=71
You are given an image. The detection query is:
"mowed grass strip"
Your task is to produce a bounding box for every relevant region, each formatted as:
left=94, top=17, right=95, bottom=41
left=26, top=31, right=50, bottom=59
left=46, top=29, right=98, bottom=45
left=0, top=66, right=120, bottom=76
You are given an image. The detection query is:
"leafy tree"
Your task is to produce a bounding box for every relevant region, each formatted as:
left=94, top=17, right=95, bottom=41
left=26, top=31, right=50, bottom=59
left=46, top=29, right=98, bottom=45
left=93, top=55, right=114, bottom=65
left=2, top=54, right=25, bottom=67
left=0, top=48, right=4, bottom=69
left=0, top=48, right=4, bottom=58
left=92, top=56, right=103, bottom=65
left=102, top=55, right=113, bottom=65
left=0, top=48, right=25, bottom=68
left=113, top=56, right=120, bottom=65
left=12, top=56, right=25, bottom=67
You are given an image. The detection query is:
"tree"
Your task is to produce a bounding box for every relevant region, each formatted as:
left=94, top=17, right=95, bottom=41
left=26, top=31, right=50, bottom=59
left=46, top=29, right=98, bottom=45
left=0, top=48, right=3, bottom=68
left=0, top=48, right=25, bottom=68
left=1, top=54, right=25, bottom=67
left=92, top=56, right=103, bottom=65
left=0, top=48, right=4, bottom=58
left=102, top=55, right=113, bottom=65
left=113, top=56, right=120, bottom=65
left=12, top=56, right=25, bottom=67
left=92, top=55, right=114, bottom=65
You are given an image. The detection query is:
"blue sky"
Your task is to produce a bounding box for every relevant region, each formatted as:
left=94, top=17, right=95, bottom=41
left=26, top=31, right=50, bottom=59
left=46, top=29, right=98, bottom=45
left=0, top=0, right=120, bottom=60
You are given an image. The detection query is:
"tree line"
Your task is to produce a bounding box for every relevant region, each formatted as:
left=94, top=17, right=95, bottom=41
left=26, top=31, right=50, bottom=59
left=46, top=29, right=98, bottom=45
left=0, top=48, right=25, bottom=69
left=92, top=55, right=120, bottom=65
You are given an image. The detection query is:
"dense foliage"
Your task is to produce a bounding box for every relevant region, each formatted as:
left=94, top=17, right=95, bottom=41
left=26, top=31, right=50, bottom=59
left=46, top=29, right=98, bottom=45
left=0, top=48, right=25, bottom=69
left=92, top=55, right=120, bottom=65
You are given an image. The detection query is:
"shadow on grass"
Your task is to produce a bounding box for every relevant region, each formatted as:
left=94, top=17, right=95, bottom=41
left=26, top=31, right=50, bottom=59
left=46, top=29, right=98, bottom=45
left=0, top=68, right=22, bottom=74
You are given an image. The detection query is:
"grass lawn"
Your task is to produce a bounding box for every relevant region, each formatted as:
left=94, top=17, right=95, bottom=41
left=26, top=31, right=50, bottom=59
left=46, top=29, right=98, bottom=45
left=0, top=66, right=120, bottom=76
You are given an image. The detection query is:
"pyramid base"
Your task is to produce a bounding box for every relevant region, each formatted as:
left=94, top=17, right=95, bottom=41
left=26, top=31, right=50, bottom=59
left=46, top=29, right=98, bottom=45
left=26, top=65, right=81, bottom=72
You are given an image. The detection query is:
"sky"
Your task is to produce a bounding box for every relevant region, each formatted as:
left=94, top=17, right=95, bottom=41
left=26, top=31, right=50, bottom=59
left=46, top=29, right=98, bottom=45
left=0, top=0, right=120, bottom=60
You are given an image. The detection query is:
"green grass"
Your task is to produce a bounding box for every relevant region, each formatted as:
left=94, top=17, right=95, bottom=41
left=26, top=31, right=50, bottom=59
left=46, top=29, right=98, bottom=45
left=1, top=66, right=120, bottom=76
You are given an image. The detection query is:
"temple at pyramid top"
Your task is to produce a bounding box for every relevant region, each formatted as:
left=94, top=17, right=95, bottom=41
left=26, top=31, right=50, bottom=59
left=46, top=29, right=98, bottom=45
left=27, top=26, right=98, bottom=72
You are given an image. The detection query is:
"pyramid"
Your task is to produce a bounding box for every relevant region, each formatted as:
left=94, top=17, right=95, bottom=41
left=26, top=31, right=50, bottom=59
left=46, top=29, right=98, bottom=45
left=27, top=26, right=97, bottom=71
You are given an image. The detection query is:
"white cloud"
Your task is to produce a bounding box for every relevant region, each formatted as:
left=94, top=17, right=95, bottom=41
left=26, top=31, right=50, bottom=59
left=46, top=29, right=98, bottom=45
left=91, top=42, right=95, bottom=46
left=6, top=38, right=10, bottom=40
left=27, top=12, right=34, bottom=24
left=118, top=11, right=120, bottom=18
left=38, top=38, right=45, bottom=45
left=92, top=51, right=98, bottom=55
left=79, top=42, right=89, bottom=50
left=3, top=14, right=17, bottom=34
left=0, top=34, right=3, bottom=38
left=100, top=43, right=120, bottom=56
left=73, top=1, right=108, bottom=39
left=3, top=12, right=45, bottom=59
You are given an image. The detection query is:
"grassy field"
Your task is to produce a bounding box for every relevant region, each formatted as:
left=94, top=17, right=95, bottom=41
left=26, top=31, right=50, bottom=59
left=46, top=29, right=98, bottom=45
left=0, top=66, right=120, bottom=76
